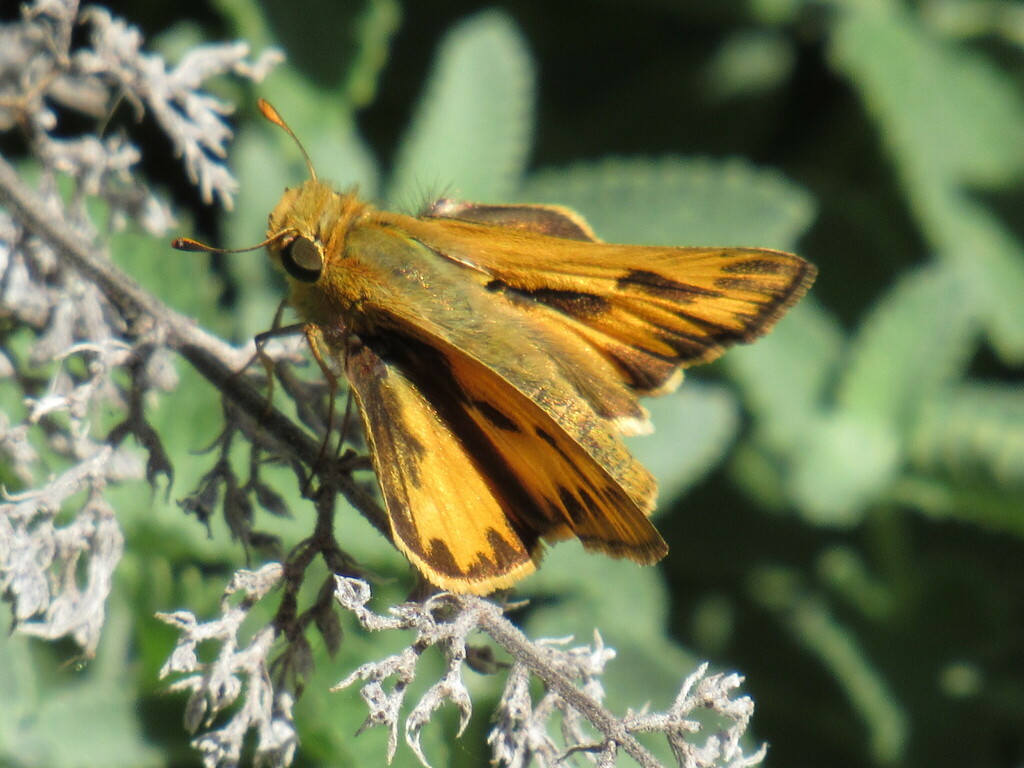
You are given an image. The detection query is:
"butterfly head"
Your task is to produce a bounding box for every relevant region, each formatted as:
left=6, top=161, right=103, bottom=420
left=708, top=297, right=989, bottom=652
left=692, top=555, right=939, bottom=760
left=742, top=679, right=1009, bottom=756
left=265, top=181, right=372, bottom=287
left=265, top=181, right=332, bottom=285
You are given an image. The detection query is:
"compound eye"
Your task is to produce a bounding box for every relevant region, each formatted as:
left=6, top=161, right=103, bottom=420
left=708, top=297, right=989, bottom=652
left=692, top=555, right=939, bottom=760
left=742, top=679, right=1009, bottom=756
left=280, top=237, right=323, bottom=283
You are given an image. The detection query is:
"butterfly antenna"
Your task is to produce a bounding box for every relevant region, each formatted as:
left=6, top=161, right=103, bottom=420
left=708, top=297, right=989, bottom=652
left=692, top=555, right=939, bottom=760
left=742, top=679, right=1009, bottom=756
left=171, top=232, right=287, bottom=254
left=257, top=98, right=317, bottom=182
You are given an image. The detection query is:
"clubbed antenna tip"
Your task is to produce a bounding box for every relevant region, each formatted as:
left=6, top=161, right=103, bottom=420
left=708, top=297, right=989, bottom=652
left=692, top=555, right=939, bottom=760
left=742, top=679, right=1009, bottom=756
left=258, top=98, right=317, bottom=182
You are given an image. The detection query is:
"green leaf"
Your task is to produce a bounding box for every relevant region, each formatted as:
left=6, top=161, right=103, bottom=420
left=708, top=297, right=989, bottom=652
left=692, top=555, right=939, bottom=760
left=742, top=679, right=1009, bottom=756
left=704, top=29, right=796, bottom=99
left=217, top=0, right=399, bottom=96
left=0, top=601, right=161, bottom=768
left=626, top=382, right=740, bottom=504
left=521, top=156, right=815, bottom=250
left=388, top=11, right=535, bottom=205
left=213, top=0, right=273, bottom=50
left=910, top=383, right=1024, bottom=493
left=727, top=297, right=844, bottom=456
left=342, top=0, right=402, bottom=107
left=838, top=263, right=977, bottom=428
left=775, top=263, right=979, bottom=525
left=787, top=410, right=901, bottom=526
left=831, top=3, right=1024, bottom=192
left=829, top=4, right=1024, bottom=364
left=941, top=199, right=1024, bottom=364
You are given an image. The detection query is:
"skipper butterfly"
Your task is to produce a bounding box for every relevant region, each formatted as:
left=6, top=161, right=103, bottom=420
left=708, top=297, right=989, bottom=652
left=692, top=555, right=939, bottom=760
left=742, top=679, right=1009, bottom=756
left=177, top=100, right=816, bottom=594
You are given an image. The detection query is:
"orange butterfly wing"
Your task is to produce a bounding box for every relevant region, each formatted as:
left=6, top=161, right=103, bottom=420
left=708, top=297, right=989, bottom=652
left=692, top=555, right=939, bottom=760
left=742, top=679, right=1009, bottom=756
left=387, top=208, right=816, bottom=394
left=345, top=331, right=666, bottom=594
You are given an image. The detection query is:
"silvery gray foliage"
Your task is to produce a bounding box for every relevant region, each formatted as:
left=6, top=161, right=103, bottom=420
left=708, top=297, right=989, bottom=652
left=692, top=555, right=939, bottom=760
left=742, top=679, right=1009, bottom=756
left=158, top=563, right=297, bottom=768
left=0, top=0, right=278, bottom=653
left=0, top=447, right=129, bottom=653
left=332, top=576, right=477, bottom=766
left=333, top=576, right=766, bottom=768
left=623, top=665, right=766, bottom=768
left=487, top=631, right=616, bottom=768
left=77, top=6, right=281, bottom=208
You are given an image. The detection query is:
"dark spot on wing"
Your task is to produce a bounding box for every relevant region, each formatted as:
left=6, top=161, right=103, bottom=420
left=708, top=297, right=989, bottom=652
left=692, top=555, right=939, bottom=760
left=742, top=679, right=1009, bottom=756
left=425, top=530, right=529, bottom=579
left=534, top=426, right=575, bottom=465
left=619, top=269, right=724, bottom=301
left=520, top=288, right=609, bottom=318
left=576, top=487, right=599, bottom=515
left=425, top=537, right=461, bottom=576
left=534, top=426, right=558, bottom=449
left=494, top=283, right=609, bottom=319
left=473, top=399, right=521, bottom=432
left=721, top=257, right=792, bottom=275
left=388, top=505, right=421, bottom=545
left=714, top=276, right=770, bottom=292
left=596, top=483, right=621, bottom=507
left=604, top=344, right=679, bottom=391
left=558, top=486, right=587, bottom=525
left=464, top=528, right=529, bottom=577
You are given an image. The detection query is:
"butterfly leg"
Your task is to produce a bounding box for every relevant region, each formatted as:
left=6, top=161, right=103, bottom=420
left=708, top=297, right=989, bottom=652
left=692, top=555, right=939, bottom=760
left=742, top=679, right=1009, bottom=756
left=248, top=299, right=306, bottom=413
left=302, top=323, right=341, bottom=476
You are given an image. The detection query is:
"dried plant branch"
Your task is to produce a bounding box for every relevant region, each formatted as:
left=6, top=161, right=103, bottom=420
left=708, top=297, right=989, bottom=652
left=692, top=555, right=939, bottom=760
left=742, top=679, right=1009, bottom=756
left=331, top=577, right=765, bottom=768
left=1, top=446, right=130, bottom=652
left=476, top=603, right=660, bottom=768
left=158, top=563, right=297, bottom=768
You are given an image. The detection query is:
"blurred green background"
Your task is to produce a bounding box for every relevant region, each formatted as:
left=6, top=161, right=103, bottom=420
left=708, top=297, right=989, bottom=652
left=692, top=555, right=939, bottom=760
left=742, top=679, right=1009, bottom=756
left=4, top=0, right=1024, bottom=766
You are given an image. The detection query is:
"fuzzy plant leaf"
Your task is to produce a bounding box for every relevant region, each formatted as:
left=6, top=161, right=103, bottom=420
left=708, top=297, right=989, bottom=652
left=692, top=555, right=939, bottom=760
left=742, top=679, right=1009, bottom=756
left=830, top=3, right=1024, bottom=193
left=829, top=1, right=1024, bottom=363
left=216, top=0, right=398, bottom=101
left=388, top=10, right=535, bottom=206
left=521, top=156, right=815, bottom=250
left=704, top=29, right=797, bottom=99
left=838, top=262, right=977, bottom=429
left=778, top=263, right=978, bottom=524
left=340, top=0, right=402, bottom=107
left=785, top=411, right=902, bottom=526
left=944, top=200, right=1024, bottom=364
left=910, top=383, right=1024, bottom=497
left=626, top=382, right=740, bottom=505
left=726, top=297, right=844, bottom=457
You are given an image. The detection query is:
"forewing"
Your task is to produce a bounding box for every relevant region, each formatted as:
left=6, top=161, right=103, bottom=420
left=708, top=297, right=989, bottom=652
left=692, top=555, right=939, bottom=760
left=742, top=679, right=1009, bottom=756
left=508, top=245, right=818, bottom=392
left=386, top=213, right=816, bottom=394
